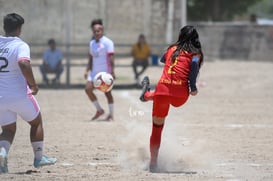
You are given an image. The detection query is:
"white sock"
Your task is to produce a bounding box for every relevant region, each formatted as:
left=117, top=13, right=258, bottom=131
left=108, top=103, right=114, bottom=116
left=31, top=141, right=43, bottom=160
left=93, top=100, right=102, bottom=111
left=0, top=140, right=11, bottom=153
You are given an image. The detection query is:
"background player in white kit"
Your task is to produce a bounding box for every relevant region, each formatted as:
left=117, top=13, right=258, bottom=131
left=0, top=13, right=57, bottom=173
left=84, top=19, right=115, bottom=121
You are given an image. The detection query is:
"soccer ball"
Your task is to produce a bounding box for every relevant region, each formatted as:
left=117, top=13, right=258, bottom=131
left=93, top=72, right=114, bottom=92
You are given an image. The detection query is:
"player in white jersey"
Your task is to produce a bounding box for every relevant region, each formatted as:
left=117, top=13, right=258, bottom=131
left=84, top=19, right=115, bottom=121
left=0, top=13, right=56, bottom=173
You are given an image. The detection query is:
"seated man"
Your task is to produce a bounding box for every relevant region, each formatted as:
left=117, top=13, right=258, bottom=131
left=131, top=34, right=151, bottom=85
left=40, top=39, right=63, bottom=85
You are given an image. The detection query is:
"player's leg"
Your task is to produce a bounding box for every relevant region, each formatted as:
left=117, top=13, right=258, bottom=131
left=149, top=118, right=165, bottom=172
left=85, top=81, right=104, bottom=120
left=170, top=86, right=189, bottom=108
left=85, top=81, right=98, bottom=102
left=0, top=123, right=16, bottom=151
left=104, top=91, right=114, bottom=121
left=0, top=122, right=16, bottom=173
left=28, top=113, right=44, bottom=164
left=140, top=76, right=154, bottom=101
left=28, top=113, right=57, bottom=168
left=16, top=95, right=56, bottom=168
left=0, top=105, right=18, bottom=173
left=170, top=95, right=189, bottom=108
left=149, top=95, right=170, bottom=172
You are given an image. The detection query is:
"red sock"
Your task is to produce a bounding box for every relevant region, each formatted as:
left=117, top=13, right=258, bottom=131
left=144, top=91, right=154, bottom=101
left=150, top=123, right=164, bottom=165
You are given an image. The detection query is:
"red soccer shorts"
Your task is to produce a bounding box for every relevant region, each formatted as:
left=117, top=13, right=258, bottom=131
left=152, top=95, right=188, bottom=118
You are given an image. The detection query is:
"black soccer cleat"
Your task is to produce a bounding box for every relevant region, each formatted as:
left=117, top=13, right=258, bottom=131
left=149, top=163, right=159, bottom=173
left=139, top=76, right=150, bottom=102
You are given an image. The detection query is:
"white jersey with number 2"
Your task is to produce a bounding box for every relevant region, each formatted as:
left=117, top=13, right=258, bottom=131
left=0, top=35, right=30, bottom=98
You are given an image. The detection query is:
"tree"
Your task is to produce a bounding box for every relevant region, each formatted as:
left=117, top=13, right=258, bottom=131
left=248, top=0, right=273, bottom=19
left=187, top=0, right=261, bottom=21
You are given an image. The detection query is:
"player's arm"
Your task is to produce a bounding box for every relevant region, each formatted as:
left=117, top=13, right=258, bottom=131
left=107, top=40, right=115, bottom=78
left=189, top=55, right=200, bottom=96
left=18, top=60, right=38, bottom=95
left=84, top=54, right=93, bottom=79
left=109, top=53, right=115, bottom=79
left=160, top=53, right=166, bottom=63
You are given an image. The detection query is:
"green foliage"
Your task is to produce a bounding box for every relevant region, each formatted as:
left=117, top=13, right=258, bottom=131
left=187, top=0, right=262, bottom=21
left=248, top=0, right=273, bottom=19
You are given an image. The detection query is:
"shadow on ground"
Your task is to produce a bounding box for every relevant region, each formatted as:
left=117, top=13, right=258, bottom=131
left=37, top=83, right=156, bottom=90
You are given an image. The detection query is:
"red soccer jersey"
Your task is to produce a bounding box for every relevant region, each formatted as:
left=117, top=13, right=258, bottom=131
left=155, top=46, right=196, bottom=97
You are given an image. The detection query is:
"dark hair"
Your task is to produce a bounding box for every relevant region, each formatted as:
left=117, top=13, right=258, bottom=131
left=137, top=34, right=146, bottom=49
left=139, top=34, right=145, bottom=39
left=168, top=25, right=203, bottom=67
left=3, top=13, right=24, bottom=33
left=48, top=38, right=56, bottom=45
left=90, top=19, right=103, bottom=28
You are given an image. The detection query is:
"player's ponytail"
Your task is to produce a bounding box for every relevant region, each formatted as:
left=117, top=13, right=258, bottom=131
left=168, top=25, right=204, bottom=67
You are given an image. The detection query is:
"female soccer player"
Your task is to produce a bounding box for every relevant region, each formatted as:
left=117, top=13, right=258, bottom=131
left=0, top=13, right=56, bottom=173
left=84, top=19, right=115, bottom=121
left=139, top=25, right=204, bottom=172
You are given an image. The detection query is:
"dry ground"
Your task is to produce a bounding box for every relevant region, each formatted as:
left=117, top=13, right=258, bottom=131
left=1, top=59, right=273, bottom=181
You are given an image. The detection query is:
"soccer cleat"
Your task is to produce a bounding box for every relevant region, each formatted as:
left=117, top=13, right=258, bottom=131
left=0, top=147, right=8, bottom=174
left=105, top=114, right=114, bottom=121
left=91, top=109, right=105, bottom=120
left=34, top=155, right=57, bottom=168
left=149, top=163, right=159, bottom=173
left=139, top=76, right=150, bottom=102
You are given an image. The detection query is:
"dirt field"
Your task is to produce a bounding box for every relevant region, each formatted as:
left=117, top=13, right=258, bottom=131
left=1, top=59, right=273, bottom=181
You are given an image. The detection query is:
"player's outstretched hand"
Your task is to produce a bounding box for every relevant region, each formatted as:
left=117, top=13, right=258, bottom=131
left=30, top=85, right=39, bottom=95
left=190, top=90, right=198, bottom=96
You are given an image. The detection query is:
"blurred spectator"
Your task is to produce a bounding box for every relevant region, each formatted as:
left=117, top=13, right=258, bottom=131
left=131, top=34, right=151, bottom=85
left=250, top=14, right=257, bottom=24
left=40, top=39, right=63, bottom=85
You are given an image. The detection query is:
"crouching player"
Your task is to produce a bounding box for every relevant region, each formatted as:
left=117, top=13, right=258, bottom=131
left=139, top=26, right=204, bottom=172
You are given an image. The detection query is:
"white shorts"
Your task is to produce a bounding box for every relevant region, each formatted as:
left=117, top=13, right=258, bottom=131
left=87, top=72, right=95, bottom=82
left=0, top=94, right=40, bottom=126
left=88, top=70, right=110, bottom=82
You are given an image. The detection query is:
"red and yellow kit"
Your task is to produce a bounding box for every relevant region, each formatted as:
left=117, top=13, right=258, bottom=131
left=155, top=46, right=196, bottom=98
left=148, top=46, right=199, bottom=117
